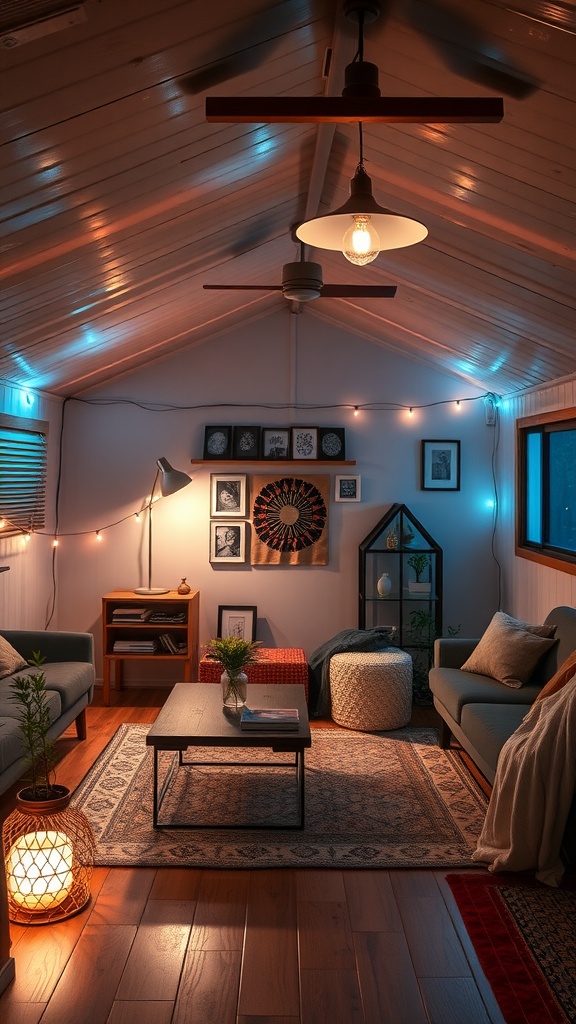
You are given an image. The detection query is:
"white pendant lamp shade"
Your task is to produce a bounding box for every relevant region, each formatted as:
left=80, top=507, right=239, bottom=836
left=296, top=164, right=428, bottom=264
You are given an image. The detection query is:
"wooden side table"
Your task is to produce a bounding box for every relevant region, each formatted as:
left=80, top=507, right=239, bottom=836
left=102, top=590, right=199, bottom=704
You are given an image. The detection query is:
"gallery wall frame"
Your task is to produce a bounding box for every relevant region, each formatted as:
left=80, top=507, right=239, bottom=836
left=232, top=426, right=261, bottom=460
left=209, top=521, right=247, bottom=563
left=210, top=474, right=247, bottom=517
left=421, top=439, right=461, bottom=491
left=203, top=425, right=232, bottom=459
left=291, top=426, right=318, bottom=460
left=217, top=605, right=257, bottom=641
left=335, top=475, right=361, bottom=502
left=261, top=428, right=290, bottom=460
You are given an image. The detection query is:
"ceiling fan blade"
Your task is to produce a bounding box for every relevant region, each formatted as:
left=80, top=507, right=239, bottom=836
left=203, top=284, right=282, bottom=291
left=403, top=0, right=539, bottom=99
left=181, top=0, right=314, bottom=94
left=205, top=95, right=503, bottom=123
left=320, top=285, right=397, bottom=297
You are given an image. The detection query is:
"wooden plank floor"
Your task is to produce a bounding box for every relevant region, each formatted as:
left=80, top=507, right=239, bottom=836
left=0, top=688, right=504, bottom=1024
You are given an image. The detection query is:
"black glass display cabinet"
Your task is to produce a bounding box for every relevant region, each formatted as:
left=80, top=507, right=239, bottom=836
left=358, top=503, right=443, bottom=705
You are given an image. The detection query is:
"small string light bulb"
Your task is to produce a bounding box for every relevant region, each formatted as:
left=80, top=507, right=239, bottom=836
left=96, top=531, right=102, bottom=542
left=53, top=538, right=59, bottom=548
left=134, top=512, right=141, bottom=523
left=353, top=406, right=359, bottom=417
left=408, top=407, right=414, bottom=417
left=455, top=400, right=462, bottom=411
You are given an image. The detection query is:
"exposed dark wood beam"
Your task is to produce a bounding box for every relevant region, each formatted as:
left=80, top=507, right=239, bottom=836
left=206, top=96, right=504, bottom=123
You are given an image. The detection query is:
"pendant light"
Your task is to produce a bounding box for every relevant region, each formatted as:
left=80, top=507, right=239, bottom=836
left=296, top=123, right=428, bottom=264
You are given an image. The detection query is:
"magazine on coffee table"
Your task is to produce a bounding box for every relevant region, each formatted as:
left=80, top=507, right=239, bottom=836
left=240, top=707, right=300, bottom=730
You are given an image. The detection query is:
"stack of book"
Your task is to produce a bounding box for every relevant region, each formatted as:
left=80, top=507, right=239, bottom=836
left=112, top=639, right=158, bottom=653
left=240, top=707, right=300, bottom=731
left=112, top=607, right=153, bottom=623
left=149, top=610, right=186, bottom=624
left=158, top=633, right=187, bottom=654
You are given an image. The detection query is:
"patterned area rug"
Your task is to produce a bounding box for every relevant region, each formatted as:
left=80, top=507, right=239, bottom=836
left=447, top=873, right=576, bottom=1024
left=71, top=724, right=488, bottom=868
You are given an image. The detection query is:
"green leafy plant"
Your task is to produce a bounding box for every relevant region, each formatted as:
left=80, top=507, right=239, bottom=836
left=407, top=553, right=430, bottom=582
left=9, top=651, right=60, bottom=800
left=407, top=612, right=461, bottom=705
left=206, top=636, right=261, bottom=678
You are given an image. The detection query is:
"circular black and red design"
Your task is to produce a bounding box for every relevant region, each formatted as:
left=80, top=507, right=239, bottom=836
left=252, top=477, right=327, bottom=552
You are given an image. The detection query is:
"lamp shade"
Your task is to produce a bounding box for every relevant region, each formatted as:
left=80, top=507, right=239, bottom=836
left=296, top=165, right=428, bottom=258
left=156, top=457, right=192, bottom=497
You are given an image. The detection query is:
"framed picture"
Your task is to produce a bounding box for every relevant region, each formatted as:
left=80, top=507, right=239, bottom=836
left=203, top=425, right=232, bottom=459
left=335, top=475, right=361, bottom=502
left=217, top=605, right=257, bottom=641
left=421, top=439, right=461, bottom=490
left=210, top=521, right=246, bottom=563
left=210, top=474, right=247, bottom=517
left=261, top=428, right=290, bottom=460
left=318, top=427, right=346, bottom=460
left=291, top=426, right=318, bottom=460
left=232, top=426, right=261, bottom=460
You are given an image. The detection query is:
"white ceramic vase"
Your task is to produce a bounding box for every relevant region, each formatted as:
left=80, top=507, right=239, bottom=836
left=377, top=573, right=392, bottom=597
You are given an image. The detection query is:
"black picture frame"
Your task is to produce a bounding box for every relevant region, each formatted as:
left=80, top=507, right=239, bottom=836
left=232, top=426, right=261, bottom=460
left=318, top=427, right=346, bottom=460
left=421, top=439, right=461, bottom=490
left=291, top=426, right=318, bottom=460
left=203, top=425, right=232, bottom=459
left=261, top=428, right=290, bottom=460
left=217, top=605, right=257, bottom=641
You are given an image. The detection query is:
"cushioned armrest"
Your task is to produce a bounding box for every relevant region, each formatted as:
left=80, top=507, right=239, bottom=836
left=1, top=630, right=93, bottom=665
left=433, top=637, right=479, bottom=669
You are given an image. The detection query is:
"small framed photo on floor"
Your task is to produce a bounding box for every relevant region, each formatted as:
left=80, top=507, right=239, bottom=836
left=335, top=475, right=361, bottom=502
left=210, top=522, right=246, bottom=563
left=421, top=439, right=461, bottom=490
left=210, top=474, right=247, bottom=517
left=217, top=605, right=257, bottom=641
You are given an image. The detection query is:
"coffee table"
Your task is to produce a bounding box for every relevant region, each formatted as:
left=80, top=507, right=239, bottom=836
left=145, top=683, right=311, bottom=830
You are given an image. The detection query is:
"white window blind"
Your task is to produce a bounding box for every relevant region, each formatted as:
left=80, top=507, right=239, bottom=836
left=0, top=414, right=48, bottom=536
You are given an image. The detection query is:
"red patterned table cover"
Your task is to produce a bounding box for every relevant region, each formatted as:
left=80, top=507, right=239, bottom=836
left=199, top=647, right=308, bottom=698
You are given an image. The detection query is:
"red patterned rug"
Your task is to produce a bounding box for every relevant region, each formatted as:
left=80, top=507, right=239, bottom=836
left=447, top=873, right=576, bottom=1024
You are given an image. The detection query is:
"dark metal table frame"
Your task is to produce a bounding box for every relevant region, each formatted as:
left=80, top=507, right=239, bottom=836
left=146, top=683, right=311, bottom=831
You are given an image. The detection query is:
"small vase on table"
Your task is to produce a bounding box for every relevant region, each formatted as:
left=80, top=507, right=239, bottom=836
left=221, top=670, right=248, bottom=710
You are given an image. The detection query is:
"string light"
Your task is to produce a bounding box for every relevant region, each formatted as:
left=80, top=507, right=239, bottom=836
left=96, top=531, right=102, bottom=542
left=353, top=406, right=359, bottom=417
left=52, top=538, right=59, bottom=548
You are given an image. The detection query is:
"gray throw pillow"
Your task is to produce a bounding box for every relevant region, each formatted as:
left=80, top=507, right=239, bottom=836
left=0, top=635, right=27, bottom=680
left=461, top=611, right=557, bottom=688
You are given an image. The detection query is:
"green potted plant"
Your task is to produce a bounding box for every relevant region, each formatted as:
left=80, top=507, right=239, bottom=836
left=8, top=651, right=65, bottom=803
left=407, top=553, right=431, bottom=594
left=206, top=636, right=261, bottom=710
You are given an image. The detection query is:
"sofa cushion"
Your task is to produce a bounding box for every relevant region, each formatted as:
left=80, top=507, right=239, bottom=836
left=0, top=635, right=27, bottom=679
left=429, top=665, right=542, bottom=724
left=460, top=703, right=529, bottom=775
left=40, top=662, right=95, bottom=712
left=460, top=611, right=557, bottom=688
left=0, top=717, right=25, bottom=773
left=0, top=684, right=61, bottom=724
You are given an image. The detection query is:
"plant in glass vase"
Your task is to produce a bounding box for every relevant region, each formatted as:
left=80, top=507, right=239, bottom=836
left=207, top=636, right=261, bottom=710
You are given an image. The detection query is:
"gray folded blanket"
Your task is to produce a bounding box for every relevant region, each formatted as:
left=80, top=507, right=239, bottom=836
left=308, top=627, right=397, bottom=718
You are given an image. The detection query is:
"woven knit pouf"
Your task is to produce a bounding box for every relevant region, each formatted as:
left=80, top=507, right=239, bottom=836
left=329, top=650, right=413, bottom=731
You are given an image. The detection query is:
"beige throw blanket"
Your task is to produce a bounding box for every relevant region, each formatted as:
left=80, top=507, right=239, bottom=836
left=472, top=675, right=576, bottom=886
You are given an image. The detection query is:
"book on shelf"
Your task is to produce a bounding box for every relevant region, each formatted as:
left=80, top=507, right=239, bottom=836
left=149, top=611, right=186, bottom=624
left=112, top=639, right=158, bottom=653
left=240, top=707, right=300, bottom=730
left=112, top=607, right=153, bottom=622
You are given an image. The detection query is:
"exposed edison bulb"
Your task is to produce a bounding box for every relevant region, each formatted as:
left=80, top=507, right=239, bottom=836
left=342, top=215, right=380, bottom=266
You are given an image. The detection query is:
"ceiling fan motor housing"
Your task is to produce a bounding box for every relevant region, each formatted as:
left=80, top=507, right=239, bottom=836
left=282, top=261, right=324, bottom=301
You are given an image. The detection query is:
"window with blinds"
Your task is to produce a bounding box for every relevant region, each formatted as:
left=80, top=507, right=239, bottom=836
left=0, top=414, right=48, bottom=537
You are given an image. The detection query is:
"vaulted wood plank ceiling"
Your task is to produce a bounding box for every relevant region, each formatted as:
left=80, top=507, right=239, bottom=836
left=1, top=0, right=574, bottom=397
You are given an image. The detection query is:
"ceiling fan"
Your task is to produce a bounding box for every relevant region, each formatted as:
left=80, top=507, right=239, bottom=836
left=204, top=0, right=512, bottom=126
left=203, top=249, right=397, bottom=304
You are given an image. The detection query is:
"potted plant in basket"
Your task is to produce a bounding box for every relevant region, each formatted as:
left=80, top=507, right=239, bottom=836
left=3, top=651, right=95, bottom=924
left=407, top=553, right=431, bottom=594
left=8, top=651, right=65, bottom=805
left=207, top=636, right=261, bottom=710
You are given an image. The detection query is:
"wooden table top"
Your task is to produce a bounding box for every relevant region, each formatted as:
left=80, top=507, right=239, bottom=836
left=146, top=683, right=311, bottom=751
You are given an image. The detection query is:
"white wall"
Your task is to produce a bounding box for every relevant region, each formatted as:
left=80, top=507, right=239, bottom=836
left=2, top=311, right=500, bottom=685
left=496, top=376, right=576, bottom=622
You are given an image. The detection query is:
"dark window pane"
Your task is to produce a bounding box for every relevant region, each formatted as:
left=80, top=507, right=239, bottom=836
left=548, top=430, right=576, bottom=552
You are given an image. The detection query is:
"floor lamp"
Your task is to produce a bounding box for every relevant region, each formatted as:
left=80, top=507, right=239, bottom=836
left=134, top=457, right=192, bottom=596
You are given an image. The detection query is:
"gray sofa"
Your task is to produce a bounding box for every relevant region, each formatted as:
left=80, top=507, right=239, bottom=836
left=0, top=629, right=95, bottom=796
left=428, top=604, right=576, bottom=868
